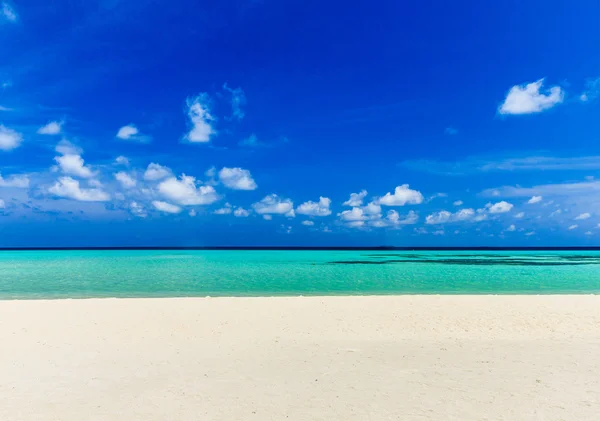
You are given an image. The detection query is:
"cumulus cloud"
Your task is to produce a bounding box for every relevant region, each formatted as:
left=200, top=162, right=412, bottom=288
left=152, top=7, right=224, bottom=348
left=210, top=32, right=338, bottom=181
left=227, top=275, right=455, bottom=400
left=487, top=201, right=513, bottom=214
left=343, top=190, right=368, bottom=206
left=252, top=194, right=294, bottom=215
left=302, top=220, right=314, bottom=226
left=0, top=172, right=29, bottom=188
left=49, top=177, right=110, bottom=201
left=185, top=94, right=216, bottom=143
left=338, top=207, right=366, bottom=222
left=377, top=185, right=423, bottom=206
left=223, top=83, right=246, bottom=121
left=580, top=77, right=600, bottom=102
left=129, top=201, right=147, bottom=218
left=383, top=210, right=418, bottom=227
left=0, top=124, right=22, bottom=150
left=506, top=224, right=516, bottom=232
left=218, top=167, right=257, bottom=190
left=568, top=224, right=578, bottom=230
left=527, top=195, right=542, bottom=204
left=233, top=207, right=250, bottom=217
left=144, top=163, right=171, bottom=181
left=575, top=212, right=591, bottom=220
left=54, top=152, right=95, bottom=178
left=37, top=121, right=62, bottom=135
left=296, top=197, right=332, bottom=216
left=498, top=79, right=564, bottom=115
left=514, top=212, right=525, bottom=218
left=152, top=200, right=182, bottom=214
left=114, top=172, right=136, bottom=188
left=158, top=174, right=219, bottom=206
left=115, top=156, right=129, bottom=166
left=453, top=200, right=463, bottom=206
left=425, top=208, right=475, bottom=224
left=214, top=203, right=232, bottom=215
left=1, top=2, right=18, bottom=22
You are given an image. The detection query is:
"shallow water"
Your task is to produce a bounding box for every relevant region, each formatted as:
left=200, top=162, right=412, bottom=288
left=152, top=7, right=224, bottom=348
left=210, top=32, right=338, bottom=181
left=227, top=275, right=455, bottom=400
left=1, top=250, right=599, bottom=299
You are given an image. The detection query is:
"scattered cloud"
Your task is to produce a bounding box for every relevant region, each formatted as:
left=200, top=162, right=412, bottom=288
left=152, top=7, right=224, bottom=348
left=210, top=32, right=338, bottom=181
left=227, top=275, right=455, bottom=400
left=575, top=212, right=591, bottom=220
left=498, top=79, right=564, bottom=115
left=0, top=124, right=23, bottom=150
left=252, top=194, right=294, bottom=215
left=338, top=207, right=366, bottom=222
left=49, top=177, right=110, bottom=202
left=302, top=220, right=315, bottom=226
left=1, top=2, right=18, bottom=22
left=527, top=195, right=542, bottom=204
left=525, top=231, right=535, bottom=236
left=377, top=185, right=423, bottom=206
left=514, top=212, right=525, bottom=218
left=506, top=224, right=516, bottom=232
left=129, top=202, right=147, bottom=218
left=143, top=163, right=171, bottom=181
left=482, top=180, right=600, bottom=198
left=0, top=172, right=29, bottom=188
left=185, top=94, right=216, bottom=143
left=223, top=83, right=246, bottom=121
left=158, top=174, right=219, bottom=206
left=115, top=156, right=129, bottom=166
left=453, top=200, right=463, bottom=206
left=37, top=121, right=62, bottom=135
left=54, top=149, right=95, bottom=178
left=218, top=167, right=257, bottom=190
left=444, top=127, right=458, bottom=135
left=114, top=172, right=136, bottom=189
left=425, top=208, right=475, bottom=224
left=233, top=207, right=250, bottom=217
left=296, top=197, right=332, bottom=216
left=487, top=201, right=513, bottom=214
left=214, top=203, right=232, bottom=215
left=116, top=124, right=150, bottom=142
left=568, top=224, right=578, bottom=230
left=152, top=200, right=182, bottom=214
left=343, top=190, right=368, bottom=207
left=580, top=77, right=600, bottom=102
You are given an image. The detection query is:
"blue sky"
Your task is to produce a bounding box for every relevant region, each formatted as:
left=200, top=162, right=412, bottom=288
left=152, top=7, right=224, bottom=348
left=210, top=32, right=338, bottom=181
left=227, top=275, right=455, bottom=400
left=0, top=0, right=599, bottom=246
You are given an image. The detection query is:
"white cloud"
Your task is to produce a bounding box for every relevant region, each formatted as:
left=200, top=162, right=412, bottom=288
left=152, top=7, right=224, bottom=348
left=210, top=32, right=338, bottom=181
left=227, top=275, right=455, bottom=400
left=223, top=83, right=246, bottom=121
left=233, top=207, right=250, bottom=217
left=377, top=185, right=423, bottom=206
left=0, top=198, right=4, bottom=208
left=143, top=163, right=171, bottom=181
left=482, top=180, right=600, bottom=198
left=580, top=77, right=600, bottom=102
left=49, top=177, right=110, bottom=202
left=487, top=201, right=513, bottom=214
left=425, top=208, right=475, bottom=224
left=0, top=172, right=29, bottom=188
left=185, top=94, right=216, bottom=143
left=525, top=231, right=535, bottom=236
left=453, top=200, right=463, bottom=206
left=0, top=124, right=22, bottom=150
left=343, top=190, right=368, bottom=206
left=338, top=207, right=366, bottom=222
left=568, top=224, right=578, bottom=230
left=527, top=195, right=542, bottom=204
left=384, top=210, right=418, bottom=226
left=575, top=212, right=591, bottom=220
left=514, top=212, right=525, bottom=218
left=296, top=197, right=331, bottom=216
left=214, top=203, right=232, bottom=215
left=585, top=231, right=593, bottom=236
left=1, top=2, right=18, bottom=22
left=115, top=156, right=129, bottom=166
left=506, top=224, right=516, bottom=232
left=498, top=79, right=564, bottom=115
left=152, top=200, right=182, bottom=214
left=54, top=153, right=95, bottom=178
left=302, top=220, right=314, bottom=226
left=189, top=209, right=197, bottom=217
left=116, top=124, right=138, bottom=140
left=218, top=167, right=257, bottom=190
left=263, top=214, right=272, bottom=220
left=37, top=121, right=62, bottom=135
left=129, top=201, right=147, bottom=218
left=252, top=194, right=294, bottom=215
left=114, top=172, right=136, bottom=188
left=158, top=174, right=219, bottom=206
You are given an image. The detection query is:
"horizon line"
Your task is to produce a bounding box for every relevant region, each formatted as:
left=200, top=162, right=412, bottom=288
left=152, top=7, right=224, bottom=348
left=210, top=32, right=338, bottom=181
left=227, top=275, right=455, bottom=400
left=1, top=246, right=600, bottom=251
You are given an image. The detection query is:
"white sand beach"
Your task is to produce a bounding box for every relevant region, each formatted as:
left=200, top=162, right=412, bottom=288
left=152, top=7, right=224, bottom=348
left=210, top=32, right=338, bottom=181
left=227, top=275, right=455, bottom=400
left=1, top=295, right=599, bottom=420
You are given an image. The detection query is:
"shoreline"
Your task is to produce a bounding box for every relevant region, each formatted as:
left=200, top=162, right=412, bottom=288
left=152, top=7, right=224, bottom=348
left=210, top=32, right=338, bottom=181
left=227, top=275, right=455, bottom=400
left=2, top=295, right=599, bottom=420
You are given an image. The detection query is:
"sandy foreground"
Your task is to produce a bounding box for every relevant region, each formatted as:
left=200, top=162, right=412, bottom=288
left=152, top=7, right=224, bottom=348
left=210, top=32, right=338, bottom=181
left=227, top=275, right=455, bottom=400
left=1, top=296, right=599, bottom=421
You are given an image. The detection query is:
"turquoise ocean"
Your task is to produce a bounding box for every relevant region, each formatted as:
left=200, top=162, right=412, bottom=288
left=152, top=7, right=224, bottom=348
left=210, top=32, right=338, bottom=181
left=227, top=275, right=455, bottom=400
left=1, top=250, right=599, bottom=299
